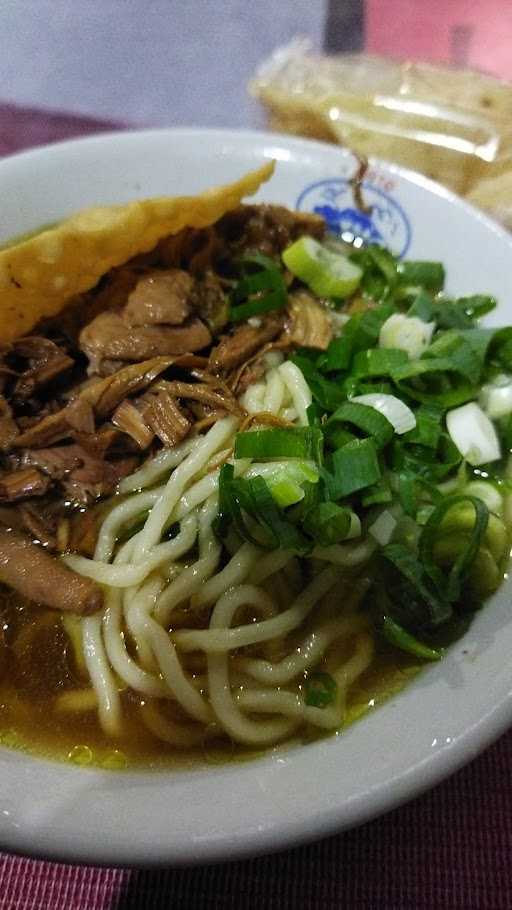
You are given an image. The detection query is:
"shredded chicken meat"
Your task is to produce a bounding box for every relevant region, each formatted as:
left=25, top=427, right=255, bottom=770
left=124, top=269, right=194, bottom=326
left=209, top=312, right=285, bottom=373
left=0, top=202, right=336, bottom=612
left=0, top=466, right=50, bottom=502
left=13, top=337, right=74, bottom=400
left=80, top=312, right=212, bottom=373
left=284, top=290, right=333, bottom=350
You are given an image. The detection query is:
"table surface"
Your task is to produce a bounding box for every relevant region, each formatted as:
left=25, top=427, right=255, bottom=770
left=1, top=3, right=512, bottom=908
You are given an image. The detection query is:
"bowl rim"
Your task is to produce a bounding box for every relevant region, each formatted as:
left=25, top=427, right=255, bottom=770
left=1, top=126, right=512, bottom=868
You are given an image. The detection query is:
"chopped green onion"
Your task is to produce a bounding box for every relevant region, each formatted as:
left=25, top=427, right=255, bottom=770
left=246, top=460, right=319, bottom=485
left=432, top=299, right=475, bottom=330
left=351, top=393, right=416, bottom=435
left=437, top=506, right=507, bottom=564
left=446, top=402, right=501, bottom=466
left=304, top=671, right=337, bottom=708
left=354, top=380, right=394, bottom=396
left=402, top=404, right=442, bottom=449
left=463, top=481, right=503, bottom=515
left=461, top=327, right=498, bottom=363
left=214, top=231, right=506, bottom=656
left=424, top=330, right=485, bottom=384
left=236, top=251, right=278, bottom=272
left=419, top=494, right=489, bottom=603
left=282, top=236, right=362, bottom=298
left=230, top=254, right=287, bottom=322
left=291, top=354, right=346, bottom=412
left=306, top=402, right=323, bottom=426
left=245, top=476, right=308, bottom=551
left=416, top=505, right=436, bottom=525
left=368, top=510, right=397, bottom=546
left=214, top=463, right=235, bottom=540
left=479, top=373, right=512, bottom=419
left=353, top=348, right=409, bottom=378
left=381, top=615, right=443, bottom=661
left=246, top=475, right=309, bottom=552
left=302, top=502, right=360, bottom=546
left=234, top=427, right=323, bottom=461
left=379, top=313, right=435, bottom=359
left=396, top=472, right=420, bottom=517
left=361, top=479, right=393, bottom=507
left=407, top=290, right=435, bottom=323
left=349, top=246, right=398, bottom=301
left=392, top=356, right=456, bottom=382
left=214, top=464, right=307, bottom=551
left=457, top=294, right=496, bottom=319
left=352, top=304, right=398, bottom=349
left=320, top=334, right=353, bottom=372
left=398, top=260, right=445, bottom=292
left=319, top=304, right=397, bottom=375
left=323, top=438, right=381, bottom=499
left=362, top=246, right=398, bottom=287
left=268, top=478, right=305, bottom=508
left=391, top=355, right=479, bottom=408
left=391, top=435, right=461, bottom=484
left=246, top=460, right=320, bottom=508
left=230, top=292, right=286, bottom=322
left=325, top=426, right=357, bottom=449
left=382, top=542, right=452, bottom=627
left=327, top=401, right=394, bottom=449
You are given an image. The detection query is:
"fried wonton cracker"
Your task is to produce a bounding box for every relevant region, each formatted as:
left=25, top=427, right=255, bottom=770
left=0, top=161, right=275, bottom=343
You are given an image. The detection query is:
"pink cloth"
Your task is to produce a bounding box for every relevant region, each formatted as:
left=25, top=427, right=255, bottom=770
left=1, top=100, right=512, bottom=909
left=367, top=0, right=512, bottom=78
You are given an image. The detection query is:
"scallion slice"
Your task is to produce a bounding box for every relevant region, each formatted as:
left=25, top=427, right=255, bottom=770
left=234, top=427, right=323, bottom=461
left=353, top=348, right=409, bottom=378
left=302, top=502, right=360, bottom=546
left=282, top=236, right=362, bottom=298
left=350, top=393, right=416, bottom=436
left=479, top=373, right=512, bottom=419
left=245, top=460, right=320, bottom=508
left=304, top=671, right=337, bottom=708
left=446, top=402, right=501, bottom=466
left=369, top=509, right=397, bottom=546
left=398, top=260, right=445, bottom=292
left=323, top=438, right=381, bottom=499
left=402, top=404, right=442, bottom=448
left=382, top=543, right=452, bottom=627
left=381, top=615, right=443, bottom=661
left=327, top=401, right=394, bottom=449
left=230, top=253, right=287, bottom=322
left=379, top=313, right=435, bottom=359
left=419, top=494, right=489, bottom=603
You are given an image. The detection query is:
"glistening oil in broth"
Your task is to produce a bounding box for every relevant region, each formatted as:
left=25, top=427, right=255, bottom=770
left=0, top=588, right=423, bottom=770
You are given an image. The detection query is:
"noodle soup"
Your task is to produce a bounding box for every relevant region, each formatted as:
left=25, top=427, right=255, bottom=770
left=0, top=168, right=510, bottom=770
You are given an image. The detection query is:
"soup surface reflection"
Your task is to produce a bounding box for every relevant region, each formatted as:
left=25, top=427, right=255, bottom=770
left=0, top=591, right=421, bottom=770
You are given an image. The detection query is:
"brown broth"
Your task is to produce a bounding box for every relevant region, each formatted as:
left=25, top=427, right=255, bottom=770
left=0, top=589, right=422, bottom=771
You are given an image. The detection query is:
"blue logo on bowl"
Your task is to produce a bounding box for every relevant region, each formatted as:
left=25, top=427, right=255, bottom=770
left=296, top=178, right=412, bottom=258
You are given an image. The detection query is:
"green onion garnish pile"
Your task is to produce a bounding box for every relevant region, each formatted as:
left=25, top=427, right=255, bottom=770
left=218, top=235, right=512, bottom=663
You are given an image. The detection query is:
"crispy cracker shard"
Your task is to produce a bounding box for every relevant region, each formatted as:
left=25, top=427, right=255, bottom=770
left=0, top=161, right=275, bottom=343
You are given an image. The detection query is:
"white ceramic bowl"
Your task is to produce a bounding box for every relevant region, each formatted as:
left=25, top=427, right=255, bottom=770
left=1, top=128, right=511, bottom=867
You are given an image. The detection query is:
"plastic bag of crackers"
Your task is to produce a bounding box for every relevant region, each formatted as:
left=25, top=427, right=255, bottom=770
left=250, top=38, right=512, bottom=229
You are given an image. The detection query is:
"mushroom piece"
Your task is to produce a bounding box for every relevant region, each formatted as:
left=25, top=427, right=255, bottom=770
left=0, top=529, right=103, bottom=615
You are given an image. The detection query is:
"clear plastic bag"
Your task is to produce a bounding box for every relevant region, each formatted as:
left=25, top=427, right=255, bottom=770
left=250, top=39, right=512, bottom=228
